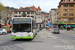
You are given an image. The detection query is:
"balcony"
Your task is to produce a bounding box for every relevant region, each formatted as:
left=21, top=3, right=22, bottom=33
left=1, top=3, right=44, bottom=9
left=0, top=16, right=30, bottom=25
left=14, top=14, right=22, bottom=16
left=27, top=14, right=34, bottom=16
left=31, top=14, right=34, bottom=16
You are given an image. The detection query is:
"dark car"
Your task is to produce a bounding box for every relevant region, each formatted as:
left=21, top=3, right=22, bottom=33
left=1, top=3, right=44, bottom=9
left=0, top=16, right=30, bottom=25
left=40, top=28, right=42, bottom=30
left=53, top=28, right=60, bottom=34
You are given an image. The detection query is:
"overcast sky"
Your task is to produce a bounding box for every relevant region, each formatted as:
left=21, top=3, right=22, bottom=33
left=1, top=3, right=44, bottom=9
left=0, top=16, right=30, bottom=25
left=0, top=0, right=60, bottom=12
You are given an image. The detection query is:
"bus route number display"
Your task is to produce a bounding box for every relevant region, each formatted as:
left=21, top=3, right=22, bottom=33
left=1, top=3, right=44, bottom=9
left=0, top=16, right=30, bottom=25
left=15, top=19, right=26, bottom=21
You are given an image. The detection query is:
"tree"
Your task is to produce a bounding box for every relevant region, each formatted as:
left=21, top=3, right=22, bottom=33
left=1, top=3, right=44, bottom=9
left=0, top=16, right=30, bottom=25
left=0, top=3, right=7, bottom=24
left=0, top=3, right=6, bottom=11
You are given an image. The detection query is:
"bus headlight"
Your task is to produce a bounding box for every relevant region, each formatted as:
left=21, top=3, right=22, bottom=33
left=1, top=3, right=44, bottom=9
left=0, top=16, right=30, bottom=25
left=29, top=35, right=33, bottom=37
left=12, top=35, right=16, bottom=37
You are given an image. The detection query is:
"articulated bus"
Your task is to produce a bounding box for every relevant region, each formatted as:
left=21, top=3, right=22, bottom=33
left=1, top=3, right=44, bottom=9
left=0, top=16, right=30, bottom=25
left=11, top=17, right=38, bottom=40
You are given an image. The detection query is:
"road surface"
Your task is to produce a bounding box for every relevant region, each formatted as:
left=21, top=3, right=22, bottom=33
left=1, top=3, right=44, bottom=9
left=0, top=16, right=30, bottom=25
left=0, top=29, right=75, bottom=50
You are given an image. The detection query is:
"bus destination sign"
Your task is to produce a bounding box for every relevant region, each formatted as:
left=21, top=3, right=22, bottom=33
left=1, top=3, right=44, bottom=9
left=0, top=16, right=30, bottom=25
left=13, top=18, right=31, bottom=22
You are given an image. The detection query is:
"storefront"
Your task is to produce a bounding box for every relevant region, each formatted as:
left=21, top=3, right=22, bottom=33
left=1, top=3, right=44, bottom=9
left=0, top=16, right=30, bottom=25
left=58, top=22, right=75, bottom=29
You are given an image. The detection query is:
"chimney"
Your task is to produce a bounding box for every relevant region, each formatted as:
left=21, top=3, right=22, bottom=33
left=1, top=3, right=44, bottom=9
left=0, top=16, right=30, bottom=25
left=20, top=7, right=22, bottom=9
left=67, top=0, right=69, bottom=2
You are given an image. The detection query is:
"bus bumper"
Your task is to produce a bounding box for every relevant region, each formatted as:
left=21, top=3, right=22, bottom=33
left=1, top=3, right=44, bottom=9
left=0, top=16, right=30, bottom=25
left=11, top=36, right=33, bottom=39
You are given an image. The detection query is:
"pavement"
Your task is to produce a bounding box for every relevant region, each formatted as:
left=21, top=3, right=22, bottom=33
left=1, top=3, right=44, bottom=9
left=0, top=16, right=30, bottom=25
left=0, top=29, right=75, bottom=50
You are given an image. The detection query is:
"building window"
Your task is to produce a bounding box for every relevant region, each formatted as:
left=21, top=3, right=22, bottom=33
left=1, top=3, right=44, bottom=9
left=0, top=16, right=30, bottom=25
left=23, top=12, right=25, bottom=14
left=69, top=9, right=74, bottom=11
left=31, top=12, right=34, bottom=14
left=38, top=17, right=40, bottom=18
left=19, top=12, right=21, bottom=14
left=25, top=12, right=27, bottom=14
left=69, top=5, right=74, bottom=7
left=63, top=13, right=68, bottom=16
left=31, top=16, right=34, bottom=18
left=27, top=12, right=30, bottom=14
left=64, top=5, right=68, bottom=7
left=69, top=13, right=74, bottom=16
left=69, top=18, right=73, bottom=21
left=61, top=0, right=63, bottom=2
left=14, top=12, right=17, bottom=14
left=21, top=12, right=23, bottom=14
left=57, top=13, right=58, bottom=15
left=69, top=0, right=74, bottom=2
left=63, top=9, right=68, bottom=12
left=35, top=17, right=36, bottom=19
left=65, top=0, right=67, bottom=2
left=63, top=18, right=68, bottom=21
left=14, top=16, right=17, bottom=17
left=30, top=8, right=32, bottom=10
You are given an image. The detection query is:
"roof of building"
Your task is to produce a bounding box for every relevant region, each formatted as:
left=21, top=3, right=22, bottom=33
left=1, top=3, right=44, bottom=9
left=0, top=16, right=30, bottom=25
left=51, top=9, right=58, bottom=10
left=26, top=6, right=41, bottom=11
left=59, top=0, right=75, bottom=6
left=14, top=8, right=35, bottom=12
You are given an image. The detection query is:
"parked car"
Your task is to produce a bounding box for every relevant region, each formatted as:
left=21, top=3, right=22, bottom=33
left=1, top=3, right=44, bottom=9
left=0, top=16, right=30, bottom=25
left=53, top=28, right=60, bottom=34
left=2, top=25, right=10, bottom=33
left=38, top=28, right=42, bottom=30
left=0, top=28, right=7, bottom=35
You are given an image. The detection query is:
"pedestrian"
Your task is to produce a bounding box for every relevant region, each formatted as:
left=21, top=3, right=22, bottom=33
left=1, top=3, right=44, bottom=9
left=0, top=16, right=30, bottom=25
left=48, top=26, right=50, bottom=31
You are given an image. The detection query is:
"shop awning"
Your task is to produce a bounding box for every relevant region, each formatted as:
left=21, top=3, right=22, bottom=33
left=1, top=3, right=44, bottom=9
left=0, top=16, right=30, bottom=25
left=63, top=25, right=75, bottom=27
left=58, top=22, right=63, bottom=24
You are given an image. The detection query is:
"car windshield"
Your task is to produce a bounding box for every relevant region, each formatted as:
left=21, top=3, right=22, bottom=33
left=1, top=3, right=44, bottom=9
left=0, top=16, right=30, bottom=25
left=13, top=24, right=31, bottom=32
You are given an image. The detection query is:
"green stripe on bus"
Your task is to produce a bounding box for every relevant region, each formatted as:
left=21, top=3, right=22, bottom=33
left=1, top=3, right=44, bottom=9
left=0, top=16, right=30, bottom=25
left=11, top=36, right=33, bottom=39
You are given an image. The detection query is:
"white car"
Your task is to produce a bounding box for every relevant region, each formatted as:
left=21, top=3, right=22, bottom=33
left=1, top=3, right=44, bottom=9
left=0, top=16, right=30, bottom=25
left=0, top=28, right=7, bottom=35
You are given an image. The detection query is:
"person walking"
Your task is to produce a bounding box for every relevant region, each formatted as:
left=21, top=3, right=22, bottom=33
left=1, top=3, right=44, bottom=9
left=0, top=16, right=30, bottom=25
left=48, top=26, right=50, bottom=31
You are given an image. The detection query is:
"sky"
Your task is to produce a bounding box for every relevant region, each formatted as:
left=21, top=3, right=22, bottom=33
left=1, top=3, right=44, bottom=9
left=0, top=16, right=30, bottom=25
left=0, top=0, right=60, bottom=12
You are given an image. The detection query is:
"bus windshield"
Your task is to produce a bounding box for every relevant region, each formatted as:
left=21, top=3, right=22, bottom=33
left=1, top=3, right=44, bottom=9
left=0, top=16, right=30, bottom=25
left=13, top=24, right=31, bottom=32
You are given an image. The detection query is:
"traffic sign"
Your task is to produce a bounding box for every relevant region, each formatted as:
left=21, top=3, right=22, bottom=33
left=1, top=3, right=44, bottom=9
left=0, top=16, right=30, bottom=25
left=48, top=19, right=50, bottom=21
left=48, top=23, right=51, bottom=27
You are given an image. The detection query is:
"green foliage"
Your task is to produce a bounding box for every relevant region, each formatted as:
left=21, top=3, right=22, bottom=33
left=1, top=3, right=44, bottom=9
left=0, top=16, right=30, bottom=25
left=0, top=3, right=6, bottom=12
left=0, top=3, right=7, bottom=24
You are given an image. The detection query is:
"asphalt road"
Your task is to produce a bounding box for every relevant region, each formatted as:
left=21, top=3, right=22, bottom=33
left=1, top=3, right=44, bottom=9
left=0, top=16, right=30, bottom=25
left=52, top=30, right=75, bottom=49
left=53, top=32, right=75, bottom=40
left=0, top=29, right=75, bottom=50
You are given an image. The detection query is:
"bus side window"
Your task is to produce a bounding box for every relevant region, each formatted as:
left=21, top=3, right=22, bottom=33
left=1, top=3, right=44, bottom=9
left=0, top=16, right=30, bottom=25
left=32, top=22, right=36, bottom=29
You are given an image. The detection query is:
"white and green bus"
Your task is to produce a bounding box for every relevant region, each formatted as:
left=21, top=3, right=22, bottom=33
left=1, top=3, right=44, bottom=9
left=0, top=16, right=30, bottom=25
left=11, top=17, right=38, bottom=40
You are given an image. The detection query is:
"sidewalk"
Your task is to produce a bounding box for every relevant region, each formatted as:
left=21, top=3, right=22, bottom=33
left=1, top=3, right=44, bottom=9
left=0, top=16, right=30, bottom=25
left=46, top=29, right=57, bottom=39
left=38, top=29, right=57, bottom=39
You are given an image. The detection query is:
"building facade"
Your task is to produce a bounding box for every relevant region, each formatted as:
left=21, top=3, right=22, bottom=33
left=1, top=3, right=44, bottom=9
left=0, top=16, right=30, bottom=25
left=14, top=7, right=36, bottom=20
left=50, top=9, right=58, bottom=24
left=58, top=0, right=75, bottom=29
left=26, top=6, right=42, bottom=24
left=6, top=7, right=17, bottom=20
